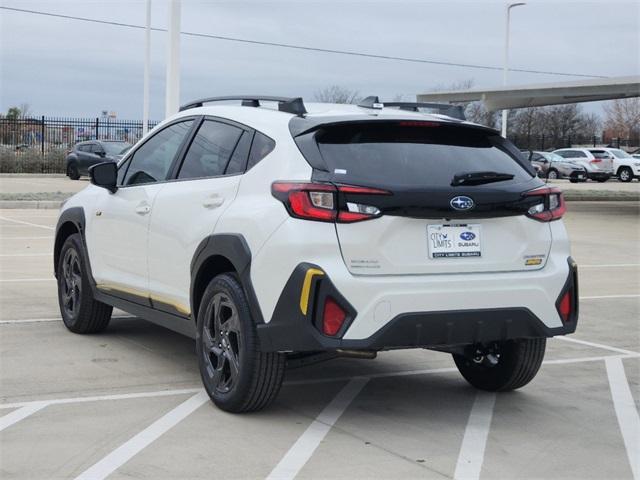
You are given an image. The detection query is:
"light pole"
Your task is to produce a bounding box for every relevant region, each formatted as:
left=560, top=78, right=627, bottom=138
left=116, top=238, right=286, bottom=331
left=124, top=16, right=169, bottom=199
left=142, top=0, right=151, bottom=136
left=501, top=2, right=526, bottom=138
left=165, top=0, right=181, bottom=118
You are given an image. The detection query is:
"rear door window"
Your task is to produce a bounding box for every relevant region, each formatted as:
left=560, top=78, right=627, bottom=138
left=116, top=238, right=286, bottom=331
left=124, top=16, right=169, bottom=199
left=314, top=122, right=532, bottom=187
left=178, top=120, right=243, bottom=180
left=247, top=132, right=275, bottom=170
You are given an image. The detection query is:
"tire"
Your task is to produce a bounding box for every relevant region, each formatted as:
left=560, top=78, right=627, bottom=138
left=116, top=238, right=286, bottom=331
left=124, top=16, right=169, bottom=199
left=453, top=338, right=546, bottom=391
left=596, top=176, right=609, bottom=183
left=57, top=233, right=112, bottom=333
left=569, top=179, right=579, bottom=183
left=618, top=167, right=633, bottom=183
left=546, top=169, right=558, bottom=180
left=67, top=163, right=80, bottom=180
left=196, top=273, right=285, bottom=413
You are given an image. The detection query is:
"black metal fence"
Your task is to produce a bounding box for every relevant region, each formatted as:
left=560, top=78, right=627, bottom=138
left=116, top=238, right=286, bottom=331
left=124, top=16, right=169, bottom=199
left=0, top=116, right=159, bottom=173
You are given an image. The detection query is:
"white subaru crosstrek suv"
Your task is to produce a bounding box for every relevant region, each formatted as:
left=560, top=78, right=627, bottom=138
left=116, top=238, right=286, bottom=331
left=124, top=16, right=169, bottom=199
left=54, top=96, right=578, bottom=413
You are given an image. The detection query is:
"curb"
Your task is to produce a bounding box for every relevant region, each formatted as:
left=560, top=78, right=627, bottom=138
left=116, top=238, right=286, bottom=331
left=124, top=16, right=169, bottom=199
left=0, top=200, right=63, bottom=209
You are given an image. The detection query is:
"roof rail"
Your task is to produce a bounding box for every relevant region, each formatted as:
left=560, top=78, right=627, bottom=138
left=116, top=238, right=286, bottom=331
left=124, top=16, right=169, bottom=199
left=357, top=96, right=466, bottom=120
left=179, top=96, right=307, bottom=116
left=385, top=102, right=466, bottom=120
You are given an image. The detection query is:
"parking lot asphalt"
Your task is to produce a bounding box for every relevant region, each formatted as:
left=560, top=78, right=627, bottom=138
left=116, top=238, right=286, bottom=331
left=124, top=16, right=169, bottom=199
left=0, top=202, right=638, bottom=480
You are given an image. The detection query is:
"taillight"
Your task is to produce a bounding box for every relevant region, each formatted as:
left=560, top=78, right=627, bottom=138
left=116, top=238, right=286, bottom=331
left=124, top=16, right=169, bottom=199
left=272, top=181, right=390, bottom=223
left=558, top=291, right=571, bottom=322
left=322, top=297, right=346, bottom=336
left=556, top=258, right=578, bottom=325
left=523, top=186, right=566, bottom=222
left=590, top=158, right=602, bottom=163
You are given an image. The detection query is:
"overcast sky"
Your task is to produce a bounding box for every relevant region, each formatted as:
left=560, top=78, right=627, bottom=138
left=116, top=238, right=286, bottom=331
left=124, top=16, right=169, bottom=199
left=1, top=0, right=638, bottom=120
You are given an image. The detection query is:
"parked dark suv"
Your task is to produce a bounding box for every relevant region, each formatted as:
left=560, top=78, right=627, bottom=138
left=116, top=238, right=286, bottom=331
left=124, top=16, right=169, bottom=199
left=65, top=140, right=131, bottom=180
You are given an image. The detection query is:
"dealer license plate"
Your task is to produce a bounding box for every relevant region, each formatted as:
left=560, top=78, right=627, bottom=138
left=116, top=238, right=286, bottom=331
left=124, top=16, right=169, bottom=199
left=427, top=224, right=482, bottom=258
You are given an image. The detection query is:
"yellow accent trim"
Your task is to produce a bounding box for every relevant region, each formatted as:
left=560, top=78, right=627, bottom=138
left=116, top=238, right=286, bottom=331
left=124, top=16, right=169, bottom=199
left=96, top=283, right=191, bottom=316
left=299, top=268, right=324, bottom=315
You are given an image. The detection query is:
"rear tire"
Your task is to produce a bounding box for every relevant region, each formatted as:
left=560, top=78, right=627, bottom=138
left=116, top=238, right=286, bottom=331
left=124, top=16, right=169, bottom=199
left=453, top=338, right=546, bottom=391
left=196, top=273, right=285, bottom=413
left=67, top=163, right=80, bottom=180
left=57, top=234, right=112, bottom=333
left=618, top=167, right=633, bottom=183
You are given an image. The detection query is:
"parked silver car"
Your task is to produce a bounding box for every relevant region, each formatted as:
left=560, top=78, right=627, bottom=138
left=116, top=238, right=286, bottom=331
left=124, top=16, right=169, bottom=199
left=528, top=151, right=587, bottom=183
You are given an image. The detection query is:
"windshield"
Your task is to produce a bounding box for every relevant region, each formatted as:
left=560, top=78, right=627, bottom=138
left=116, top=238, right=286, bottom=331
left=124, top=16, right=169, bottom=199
left=102, top=142, right=131, bottom=155
left=541, top=152, right=565, bottom=162
left=609, top=149, right=631, bottom=159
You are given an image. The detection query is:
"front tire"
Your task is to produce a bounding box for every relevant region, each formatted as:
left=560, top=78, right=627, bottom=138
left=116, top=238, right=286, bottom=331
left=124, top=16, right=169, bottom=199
left=453, top=338, right=546, bottom=391
left=196, top=273, right=285, bottom=413
left=618, top=167, right=633, bottom=183
left=546, top=169, right=558, bottom=180
left=57, top=234, right=112, bottom=333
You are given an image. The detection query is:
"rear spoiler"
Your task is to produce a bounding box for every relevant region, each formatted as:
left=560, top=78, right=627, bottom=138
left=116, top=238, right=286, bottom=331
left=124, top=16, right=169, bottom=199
left=358, top=96, right=466, bottom=120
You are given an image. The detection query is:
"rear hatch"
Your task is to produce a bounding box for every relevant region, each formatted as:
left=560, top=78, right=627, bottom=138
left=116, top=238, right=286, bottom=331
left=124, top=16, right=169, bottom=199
left=589, top=150, right=615, bottom=172
left=295, top=120, right=553, bottom=276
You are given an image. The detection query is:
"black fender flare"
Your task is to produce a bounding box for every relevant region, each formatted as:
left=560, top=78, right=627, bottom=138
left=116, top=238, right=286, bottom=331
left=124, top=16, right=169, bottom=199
left=54, top=207, right=87, bottom=277
left=190, top=234, right=264, bottom=325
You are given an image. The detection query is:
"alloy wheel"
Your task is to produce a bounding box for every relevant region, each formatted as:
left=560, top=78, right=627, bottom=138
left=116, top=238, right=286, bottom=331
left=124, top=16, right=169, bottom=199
left=202, top=293, right=242, bottom=393
left=61, top=248, right=82, bottom=318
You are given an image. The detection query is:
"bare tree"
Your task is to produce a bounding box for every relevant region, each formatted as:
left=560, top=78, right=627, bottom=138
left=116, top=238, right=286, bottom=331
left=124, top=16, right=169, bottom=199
left=314, top=86, right=361, bottom=104
left=18, top=103, right=32, bottom=119
left=603, top=98, right=640, bottom=140
left=577, top=112, right=602, bottom=138
left=465, top=102, right=498, bottom=128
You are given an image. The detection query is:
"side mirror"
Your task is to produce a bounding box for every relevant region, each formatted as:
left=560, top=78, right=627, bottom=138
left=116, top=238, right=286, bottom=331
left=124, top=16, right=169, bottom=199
left=89, top=162, right=118, bottom=193
left=96, top=150, right=106, bottom=157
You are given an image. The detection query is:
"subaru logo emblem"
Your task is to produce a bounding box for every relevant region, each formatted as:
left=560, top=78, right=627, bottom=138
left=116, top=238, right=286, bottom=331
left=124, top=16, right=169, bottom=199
left=450, top=196, right=474, bottom=211
left=460, top=231, right=476, bottom=241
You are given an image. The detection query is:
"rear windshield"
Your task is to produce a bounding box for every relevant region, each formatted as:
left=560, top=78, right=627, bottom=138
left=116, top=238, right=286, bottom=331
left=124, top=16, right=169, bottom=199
left=314, top=122, right=532, bottom=187
left=590, top=150, right=611, bottom=159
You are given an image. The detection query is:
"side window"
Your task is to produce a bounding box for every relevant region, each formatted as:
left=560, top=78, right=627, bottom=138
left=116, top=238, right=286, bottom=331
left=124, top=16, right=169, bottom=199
left=575, top=151, right=587, bottom=158
left=91, top=144, right=104, bottom=155
left=123, top=120, right=193, bottom=186
left=178, top=120, right=243, bottom=180
left=247, top=132, right=275, bottom=170
left=78, top=144, right=90, bottom=152
left=225, top=131, right=252, bottom=175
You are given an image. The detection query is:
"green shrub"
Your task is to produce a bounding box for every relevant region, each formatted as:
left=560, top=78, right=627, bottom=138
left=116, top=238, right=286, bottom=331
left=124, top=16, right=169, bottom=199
left=0, top=149, right=66, bottom=173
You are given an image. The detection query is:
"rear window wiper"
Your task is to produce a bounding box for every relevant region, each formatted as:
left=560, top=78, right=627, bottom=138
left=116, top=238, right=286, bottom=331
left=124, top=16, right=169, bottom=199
left=451, top=171, right=515, bottom=186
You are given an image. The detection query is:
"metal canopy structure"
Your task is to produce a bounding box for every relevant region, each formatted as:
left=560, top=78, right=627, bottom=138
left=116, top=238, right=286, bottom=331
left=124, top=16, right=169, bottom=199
left=417, top=76, right=640, bottom=111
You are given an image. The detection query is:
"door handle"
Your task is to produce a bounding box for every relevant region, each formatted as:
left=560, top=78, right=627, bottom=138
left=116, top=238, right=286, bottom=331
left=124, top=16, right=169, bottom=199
left=135, top=204, right=151, bottom=215
left=202, top=195, right=224, bottom=209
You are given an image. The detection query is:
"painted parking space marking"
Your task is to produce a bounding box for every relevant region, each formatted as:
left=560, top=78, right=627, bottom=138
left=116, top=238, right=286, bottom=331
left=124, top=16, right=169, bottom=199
left=0, top=252, right=50, bottom=257
left=0, top=278, right=54, bottom=283
left=556, top=336, right=639, bottom=356
left=606, top=357, right=640, bottom=480
left=581, top=264, right=640, bottom=268
left=580, top=294, right=640, bottom=300
left=266, top=377, right=369, bottom=480
left=74, top=391, right=209, bottom=480
left=0, top=402, right=48, bottom=432
left=0, top=236, right=53, bottom=240
left=0, top=314, right=134, bottom=325
left=454, top=392, right=496, bottom=480
left=0, top=216, right=54, bottom=230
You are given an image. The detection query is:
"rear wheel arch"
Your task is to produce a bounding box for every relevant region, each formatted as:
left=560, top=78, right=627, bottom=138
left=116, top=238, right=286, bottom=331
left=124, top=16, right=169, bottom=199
left=190, top=234, right=263, bottom=325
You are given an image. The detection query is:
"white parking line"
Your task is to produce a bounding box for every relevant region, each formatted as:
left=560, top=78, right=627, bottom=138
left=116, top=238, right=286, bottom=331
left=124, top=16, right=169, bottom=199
left=0, top=236, right=53, bottom=240
left=454, top=392, right=496, bottom=480
left=580, top=294, right=640, bottom=300
left=556, top=336, right=639, bottom=356
left=0, top=216, right=54, bottom=230
left=581, top=264, right=640, bottom=268
left=266, top=377, right=369, bottom=480
left=0, top=253, right=50, bottom=257
left=0, top=315, right=135, bottom=325
left=0, top=278, right=53, bottom=283
left=0, top=402, right=48, bottom=432
left=74, top=391, right=209, bottom=480
left=605, top=357, right=640, bottom=480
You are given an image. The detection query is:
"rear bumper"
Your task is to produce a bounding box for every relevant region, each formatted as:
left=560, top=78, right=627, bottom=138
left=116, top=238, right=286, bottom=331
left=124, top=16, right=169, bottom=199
left=257, top=257, right=579, bottom=353
left=568, top=170, right=587, bottom=180
left=587, top=171, right=612, bottom=181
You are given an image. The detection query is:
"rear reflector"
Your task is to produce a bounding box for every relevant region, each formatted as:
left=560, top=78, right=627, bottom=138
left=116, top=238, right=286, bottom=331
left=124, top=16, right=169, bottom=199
left=523, top=186, right=566, bottom=222
left=323, top=297, right=346, bottom=336
left=558, top=291, right=571, bottom=323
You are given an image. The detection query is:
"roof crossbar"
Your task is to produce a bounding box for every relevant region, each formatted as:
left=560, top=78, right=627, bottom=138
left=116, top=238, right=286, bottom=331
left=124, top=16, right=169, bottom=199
left=179, top=96, right=307, bottom=116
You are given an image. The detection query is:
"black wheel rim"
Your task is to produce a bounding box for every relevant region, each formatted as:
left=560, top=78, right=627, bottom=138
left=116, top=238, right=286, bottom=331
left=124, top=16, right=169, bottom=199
left=61, top=248, right=82, bottom=318
left=202, top=293, right=242, bottom=394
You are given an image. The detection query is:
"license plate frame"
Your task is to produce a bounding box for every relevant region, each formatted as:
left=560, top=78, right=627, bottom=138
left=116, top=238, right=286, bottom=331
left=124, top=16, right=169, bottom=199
left=427, top=224, right=482, bottom=259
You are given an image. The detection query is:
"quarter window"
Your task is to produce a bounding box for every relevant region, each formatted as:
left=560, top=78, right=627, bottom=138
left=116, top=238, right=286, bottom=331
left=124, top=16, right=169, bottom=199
left=122, top=120, right=193, bottom=186
left=178, top=120, right=243, bottom=180
left=247, top=132, right=275, bottom=170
